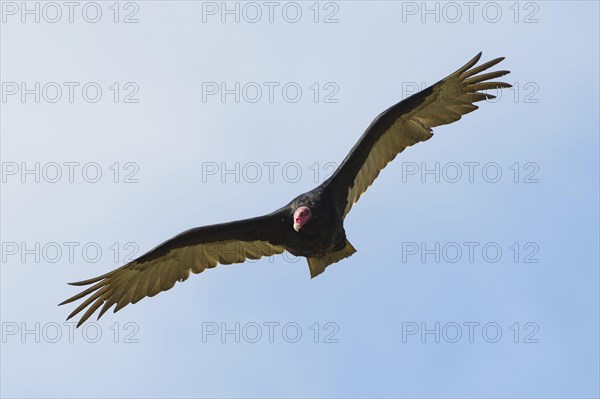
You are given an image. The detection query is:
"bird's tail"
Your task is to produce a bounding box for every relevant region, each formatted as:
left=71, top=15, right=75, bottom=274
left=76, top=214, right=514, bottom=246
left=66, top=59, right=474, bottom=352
left=307, top=240, right=357, bottom=278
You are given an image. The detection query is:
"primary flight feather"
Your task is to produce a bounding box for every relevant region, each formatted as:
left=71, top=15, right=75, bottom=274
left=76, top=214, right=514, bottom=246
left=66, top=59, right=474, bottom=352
left=60, top=52, right=511, bottom=326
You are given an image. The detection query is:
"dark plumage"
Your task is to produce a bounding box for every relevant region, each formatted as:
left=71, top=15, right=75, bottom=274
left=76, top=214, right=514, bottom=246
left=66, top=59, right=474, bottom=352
left=60, top=52, right=511, bottom=326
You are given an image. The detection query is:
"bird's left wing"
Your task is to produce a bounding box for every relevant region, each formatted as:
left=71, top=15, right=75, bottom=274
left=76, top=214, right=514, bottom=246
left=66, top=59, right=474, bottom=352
left=323, top=52, right=511, bottom=218
left=60, top=212, right=288, bottom=327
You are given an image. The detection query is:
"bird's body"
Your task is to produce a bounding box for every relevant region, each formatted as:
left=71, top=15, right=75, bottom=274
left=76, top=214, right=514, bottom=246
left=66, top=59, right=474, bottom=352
left=61, top=52, right=511, bottom=326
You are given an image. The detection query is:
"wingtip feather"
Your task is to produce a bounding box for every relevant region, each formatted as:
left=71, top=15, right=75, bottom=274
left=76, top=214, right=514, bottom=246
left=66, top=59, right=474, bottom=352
left=67, top=276, right=107, bottom=286
left=454, top=52, right=483, bottom=76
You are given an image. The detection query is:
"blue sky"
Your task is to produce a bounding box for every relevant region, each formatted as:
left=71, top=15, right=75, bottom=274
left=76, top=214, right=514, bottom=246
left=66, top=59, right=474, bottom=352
left=1, top=1, right=599, bottom=398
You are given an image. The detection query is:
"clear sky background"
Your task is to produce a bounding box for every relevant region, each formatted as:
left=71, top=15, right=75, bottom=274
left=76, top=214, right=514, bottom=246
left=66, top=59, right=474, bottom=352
left=1, top=1, right=599, bottom=398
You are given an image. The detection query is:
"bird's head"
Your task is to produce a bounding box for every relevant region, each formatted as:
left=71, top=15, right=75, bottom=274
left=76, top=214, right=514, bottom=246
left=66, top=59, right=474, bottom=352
left=293, top=206, right=312, bottom=232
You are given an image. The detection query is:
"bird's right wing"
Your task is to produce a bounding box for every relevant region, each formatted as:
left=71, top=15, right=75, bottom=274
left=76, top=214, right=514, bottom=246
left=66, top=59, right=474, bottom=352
left=59, top=212, right=288, bottom=327
left=324, top=52, right=511, bottom=218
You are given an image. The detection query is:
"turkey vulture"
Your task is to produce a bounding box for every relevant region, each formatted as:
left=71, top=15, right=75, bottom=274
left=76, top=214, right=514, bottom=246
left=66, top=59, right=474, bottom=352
left=60, top=52, right=511, bottom=326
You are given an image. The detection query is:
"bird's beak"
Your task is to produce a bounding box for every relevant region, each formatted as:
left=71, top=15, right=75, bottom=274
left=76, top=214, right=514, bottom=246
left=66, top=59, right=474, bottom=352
left=293, top=223, right=302, bottom=232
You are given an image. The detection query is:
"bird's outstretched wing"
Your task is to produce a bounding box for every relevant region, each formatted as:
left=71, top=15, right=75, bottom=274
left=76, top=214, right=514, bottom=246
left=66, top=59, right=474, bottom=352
left=60, top=212, right=287, bottom=327
left=324, top=52, right=511, bottom=218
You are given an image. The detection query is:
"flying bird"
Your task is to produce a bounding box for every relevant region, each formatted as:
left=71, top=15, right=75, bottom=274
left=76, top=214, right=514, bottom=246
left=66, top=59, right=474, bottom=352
left=61, top=52, right=511, bottom=326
